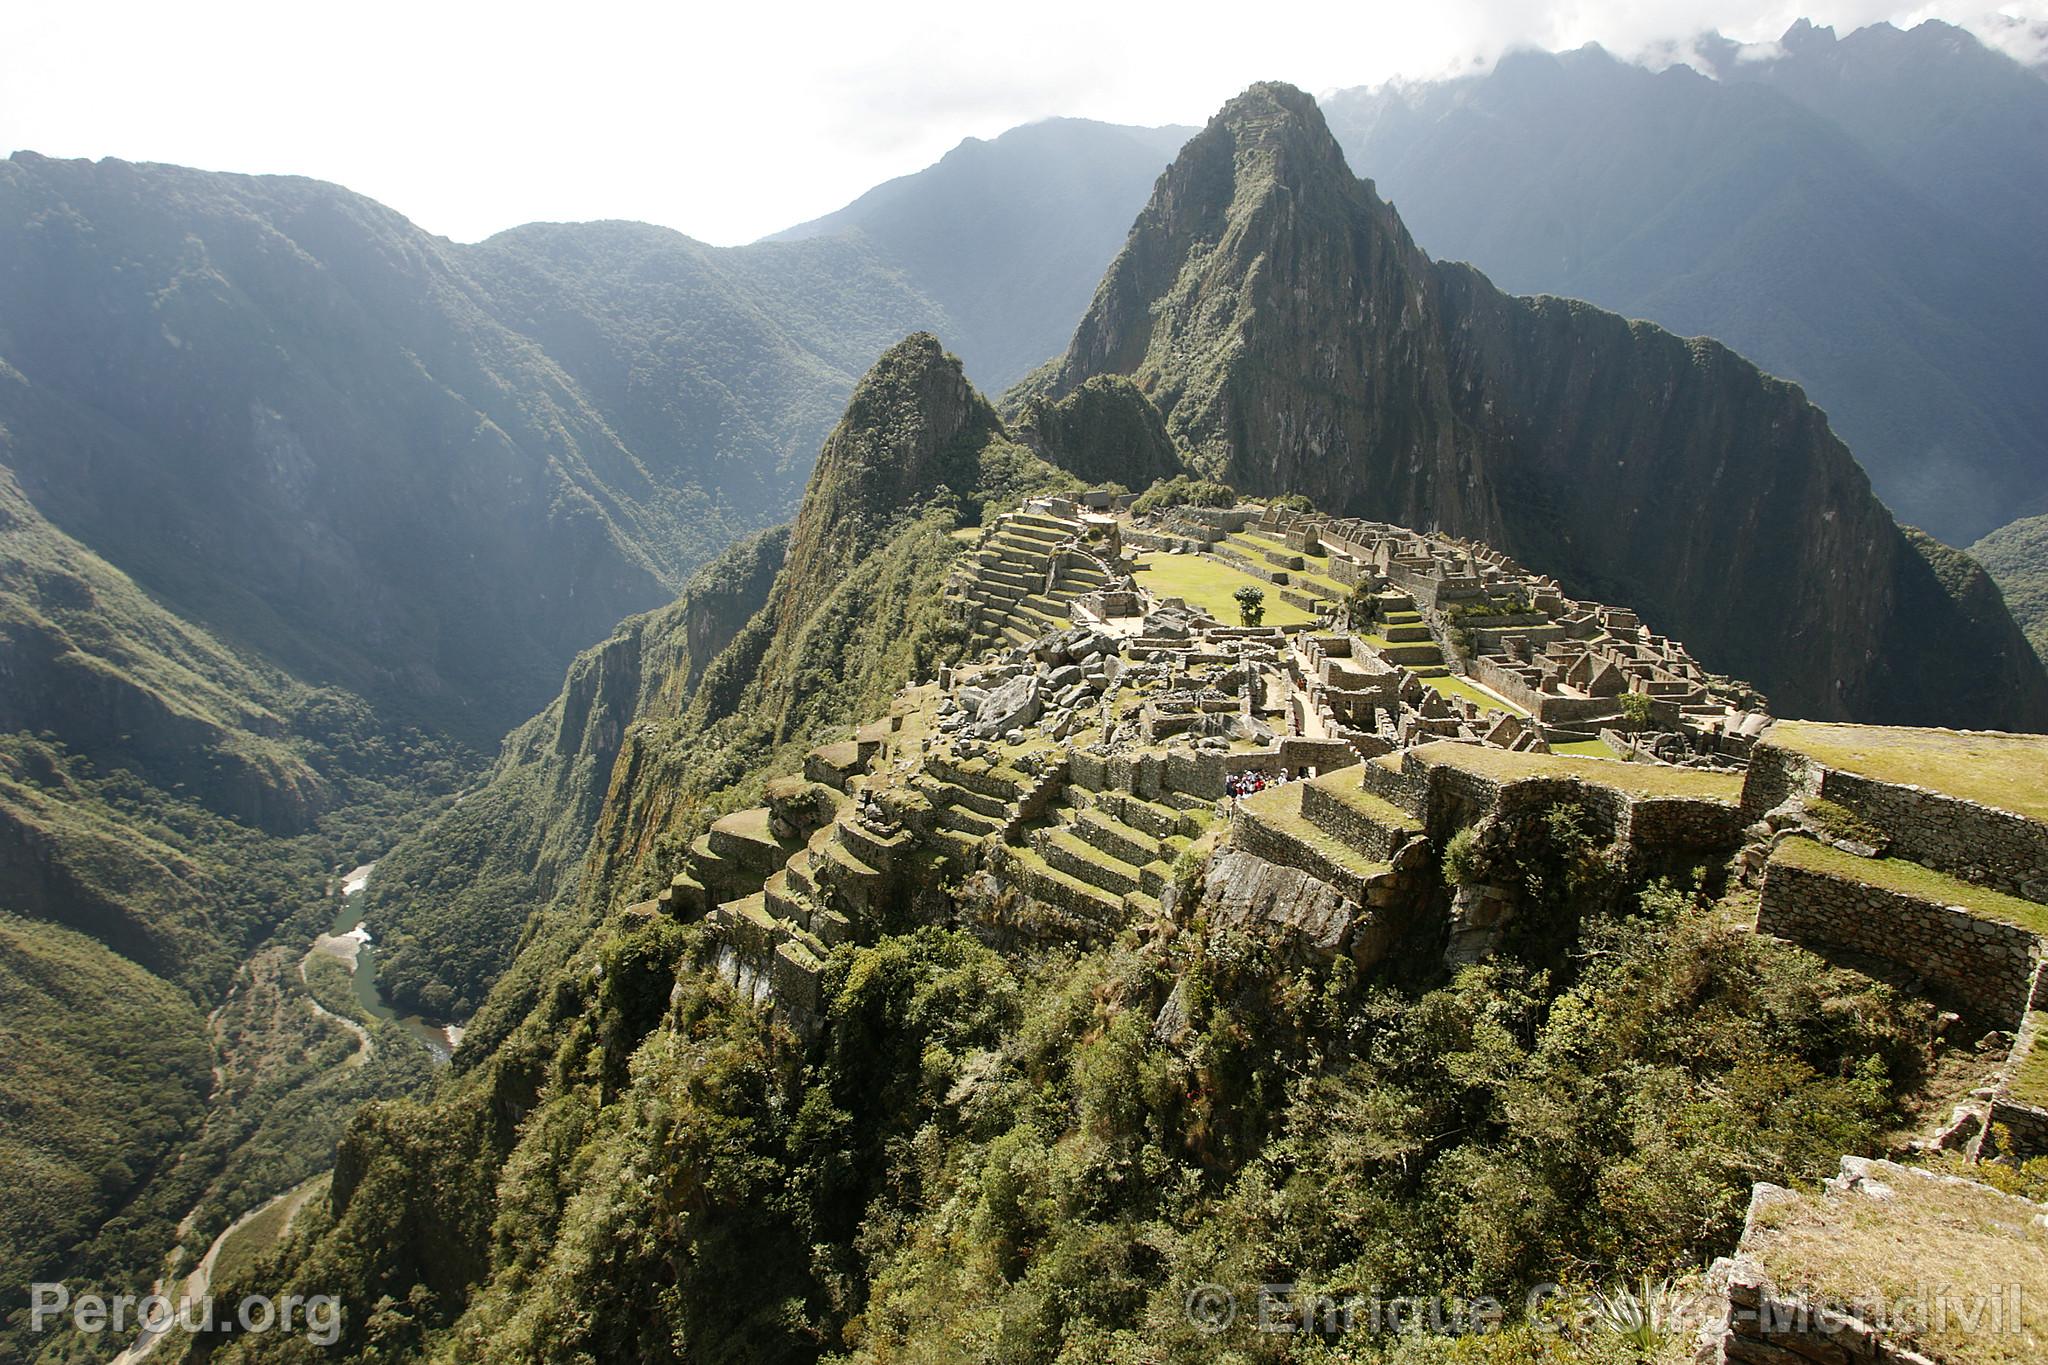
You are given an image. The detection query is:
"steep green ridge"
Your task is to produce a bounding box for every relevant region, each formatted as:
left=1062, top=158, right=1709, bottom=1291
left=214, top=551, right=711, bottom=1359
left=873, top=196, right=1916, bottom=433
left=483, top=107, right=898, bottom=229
left=1322, top=22, right=2048, bottom=545
left=1029, top=82, right=2048, bottom=731
left=0, top=437, right=470, bottom=1350
left=0, top=153, right=949, bottom=744
left=0, top=913, right=209, bottom=1317
left=1971, top=513, right=2048, bottom=661
left=366, top=335, right=1069, bottom=1037
left=772, top=119, right=1193, bottom=390
left=1013, top=374, right=1186, bottom=490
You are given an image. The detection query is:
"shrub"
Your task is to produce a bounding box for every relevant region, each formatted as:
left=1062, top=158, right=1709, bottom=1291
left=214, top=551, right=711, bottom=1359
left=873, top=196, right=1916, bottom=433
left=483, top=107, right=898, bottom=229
left=1131, top=475, right=1237, bottom=516
left=1233, top=584, right=1265, bottom=626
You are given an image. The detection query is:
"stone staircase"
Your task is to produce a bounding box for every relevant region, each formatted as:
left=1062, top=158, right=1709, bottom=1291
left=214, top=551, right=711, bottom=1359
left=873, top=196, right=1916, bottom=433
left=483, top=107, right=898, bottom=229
left=1364, top=591, right=1447, bottom=674
left=954, top=508, right=1109, bottom=647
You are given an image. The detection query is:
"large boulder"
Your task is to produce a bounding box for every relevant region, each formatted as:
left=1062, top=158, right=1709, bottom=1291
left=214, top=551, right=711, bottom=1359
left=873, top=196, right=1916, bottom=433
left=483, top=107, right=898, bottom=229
left=970, top=673, right=1042, bottom=737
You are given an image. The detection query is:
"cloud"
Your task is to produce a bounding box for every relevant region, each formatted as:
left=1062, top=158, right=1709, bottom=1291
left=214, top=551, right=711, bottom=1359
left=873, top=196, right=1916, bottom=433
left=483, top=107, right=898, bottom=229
left=1, top=0, right=2042, bottom=245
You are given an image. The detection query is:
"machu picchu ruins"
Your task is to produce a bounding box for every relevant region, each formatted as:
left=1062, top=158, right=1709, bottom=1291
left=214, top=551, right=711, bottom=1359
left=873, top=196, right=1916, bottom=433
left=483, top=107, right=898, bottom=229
left=639, top=490, right=2048, bottom=1200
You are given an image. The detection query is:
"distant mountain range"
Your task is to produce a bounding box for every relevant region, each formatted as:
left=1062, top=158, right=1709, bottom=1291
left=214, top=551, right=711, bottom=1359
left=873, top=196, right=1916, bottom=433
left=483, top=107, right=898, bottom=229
left=1321, top=19, right=2048, bottom=548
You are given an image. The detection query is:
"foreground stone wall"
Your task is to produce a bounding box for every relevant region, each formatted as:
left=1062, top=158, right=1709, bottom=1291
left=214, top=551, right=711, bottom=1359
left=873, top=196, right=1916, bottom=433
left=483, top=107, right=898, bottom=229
left=1758, top=854, right=2045, bottom=1023
left=1744, top=743, right=2048, bottom=899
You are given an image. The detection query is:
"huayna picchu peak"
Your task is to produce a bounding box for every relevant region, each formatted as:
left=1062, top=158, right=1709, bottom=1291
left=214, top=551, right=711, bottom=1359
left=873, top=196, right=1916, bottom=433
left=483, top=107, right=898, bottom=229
left=8, top=35, right=2048, bottom=1365
left=1020, top=81, right=2048, bottom=734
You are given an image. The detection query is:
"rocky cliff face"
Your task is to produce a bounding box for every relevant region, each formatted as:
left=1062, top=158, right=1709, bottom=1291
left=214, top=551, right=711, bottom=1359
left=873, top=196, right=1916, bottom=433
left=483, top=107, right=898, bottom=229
left=368, top=527, right=789, bottom=1020
left=1037, top=83, right=2048, bottom=730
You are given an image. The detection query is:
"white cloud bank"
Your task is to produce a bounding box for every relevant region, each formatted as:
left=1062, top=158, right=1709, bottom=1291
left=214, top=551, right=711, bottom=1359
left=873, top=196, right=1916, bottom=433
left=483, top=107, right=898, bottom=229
left=0, top=0, right=2040, bottom=246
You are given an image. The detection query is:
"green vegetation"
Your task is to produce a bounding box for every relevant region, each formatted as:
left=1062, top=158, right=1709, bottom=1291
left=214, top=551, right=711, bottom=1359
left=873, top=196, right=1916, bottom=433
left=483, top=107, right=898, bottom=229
left=0, top=914, right=210, bottom=1308
left=1771, top=837, right=2048, bottom=935
left=2010, top=1015, right=2048, bottom=1110
left=1410, top=741, right=1743, bottom=802
left=1617, top=692, right=1657, bottom=732
left=1135, top=551, right=1318, bottom=627
left=226, top=868, right=1936, bottom=1363
left=1233, top=583, right=1266, bottom=626
left=1421, top=673, right=1525, bottom=717
left=1131, top=474, right=1238, bottom=516
left=1971, top=513, right=2048, bottom=661
left=1769, top=720, right=2048, bottom=823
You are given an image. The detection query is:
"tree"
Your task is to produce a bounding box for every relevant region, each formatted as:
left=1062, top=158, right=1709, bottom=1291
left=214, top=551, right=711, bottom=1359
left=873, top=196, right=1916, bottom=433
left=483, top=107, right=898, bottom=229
left=1233, top=585, right=1265, bottom=627
left=1618, top=691, right=1657, bottom=732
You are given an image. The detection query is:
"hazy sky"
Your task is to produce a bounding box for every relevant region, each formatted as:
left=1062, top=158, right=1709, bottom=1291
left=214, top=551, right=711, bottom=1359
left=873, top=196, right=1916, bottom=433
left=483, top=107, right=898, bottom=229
left=2, top=1, right=2042, bottom=246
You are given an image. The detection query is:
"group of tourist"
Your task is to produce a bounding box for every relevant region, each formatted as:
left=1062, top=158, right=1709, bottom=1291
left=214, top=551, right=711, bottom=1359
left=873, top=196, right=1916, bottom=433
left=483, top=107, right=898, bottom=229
left=1224, top=769, right=1290, bottom=803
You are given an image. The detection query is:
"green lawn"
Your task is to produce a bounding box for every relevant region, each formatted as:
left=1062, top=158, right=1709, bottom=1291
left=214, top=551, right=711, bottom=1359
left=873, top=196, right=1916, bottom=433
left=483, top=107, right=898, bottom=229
left=1771, top=836, right=2048, bottom=935
left=1135, top=551, right=1320, bottom=627
left=1409, top=741, right=1743, bottom=802
left=1422, top=674, right=1526, bottom=717
left=1768, top=721, right=2048, bottom=823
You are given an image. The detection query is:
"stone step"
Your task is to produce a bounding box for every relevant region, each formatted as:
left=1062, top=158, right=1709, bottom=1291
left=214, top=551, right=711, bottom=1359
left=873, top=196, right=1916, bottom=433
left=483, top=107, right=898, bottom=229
left=1232, top=783, right=1391, bottom=903
left=1296, top=773, right=1423, bottom=862
left=1382, top=623, right=1433, bottom=643
left=1012, top=512, right=1079, bottom=536
left=917, top=774, right=1011, bottom=820
left=1074, top=805, right=1162, bottom=867
left=998, top=845, right=1125, bottom=924
left=935, top=798, right=1004, bottom=837
left=707, top=806, right=800, bottom=870
left=762, top=868, right=811, bottom=924
left=1038, top=827, right=1144, bottom=896
left=709, top=891, right=779, bottom=956
left=838, top=819, right=911, bottom=871
left=1094, top=790, right=1209, bottom=841
left=928, top=753, right=1029, bottom=802
left=1123, top=889, right=1164, bottom=922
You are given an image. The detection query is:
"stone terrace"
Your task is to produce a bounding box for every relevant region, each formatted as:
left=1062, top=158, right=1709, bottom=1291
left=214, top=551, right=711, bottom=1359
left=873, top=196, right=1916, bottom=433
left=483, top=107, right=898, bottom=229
left=1742, top=722, right=2048, bottom=1154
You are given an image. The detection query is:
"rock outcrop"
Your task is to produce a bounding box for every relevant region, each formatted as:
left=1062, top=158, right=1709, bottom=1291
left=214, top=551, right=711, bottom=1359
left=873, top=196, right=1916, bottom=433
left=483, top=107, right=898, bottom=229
left=1032, top=82, right=2048, bottom=731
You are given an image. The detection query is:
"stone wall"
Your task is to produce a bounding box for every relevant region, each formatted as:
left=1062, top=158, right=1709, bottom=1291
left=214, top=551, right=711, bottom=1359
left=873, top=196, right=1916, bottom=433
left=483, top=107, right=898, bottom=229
left=1623, top=795, right=1750, bottom=854
left=1299, top=783, right=1415, bottom=861
left=1744, top=743, right=2048, bottom=899
left=1758, top=854, right=2045, bottom=1024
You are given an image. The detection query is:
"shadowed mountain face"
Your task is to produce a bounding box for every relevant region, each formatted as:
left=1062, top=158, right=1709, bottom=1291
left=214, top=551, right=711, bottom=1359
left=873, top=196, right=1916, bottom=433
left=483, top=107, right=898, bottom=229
left=0, top=154, right=949, bottom=744
left=1034, top=81, right=2048, bottom=731
left=1322, top=21, right=2048, bottom=546
left=772, top=119, right=1193, bottom=391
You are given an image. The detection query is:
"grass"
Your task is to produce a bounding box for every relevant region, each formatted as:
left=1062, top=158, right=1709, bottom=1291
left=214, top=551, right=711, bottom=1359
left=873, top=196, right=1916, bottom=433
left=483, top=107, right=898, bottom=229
left=1771, top=837, right=2048, bottom=936
left=1768, top=721, right=2048, bottom=824
left=1550, top=738, right=1619, bottom=758
left=1236, top=782, right=1391, bottom=884
left=1421, top=673, right=1527, bottom=717
left=1744, top=1166, right=2046, bottom=1365
left=2010, top=1014, right=2048, bottom=1110
left=1303, top=769, right=1423, bottom=833
left=1409, top=740, right=1743, bottom=802
left=1134, top=550, right=1319, bottom=627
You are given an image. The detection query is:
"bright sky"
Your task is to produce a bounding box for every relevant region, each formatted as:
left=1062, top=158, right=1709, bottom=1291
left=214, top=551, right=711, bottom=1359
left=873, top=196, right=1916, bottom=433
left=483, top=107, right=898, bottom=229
left=1, top=1, right=2041, bottom=246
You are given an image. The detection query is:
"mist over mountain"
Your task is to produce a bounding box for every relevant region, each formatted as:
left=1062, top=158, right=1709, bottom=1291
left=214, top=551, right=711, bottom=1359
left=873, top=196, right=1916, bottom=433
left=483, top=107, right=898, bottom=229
left=0, top=153, right=953, bottom=745
left=1322, top=19, right=2048, bottom=545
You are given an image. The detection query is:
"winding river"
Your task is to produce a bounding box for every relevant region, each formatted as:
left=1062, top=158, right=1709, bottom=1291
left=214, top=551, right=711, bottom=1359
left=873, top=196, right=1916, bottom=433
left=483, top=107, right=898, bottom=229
left=310, top=863, right=464, bottom=1063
